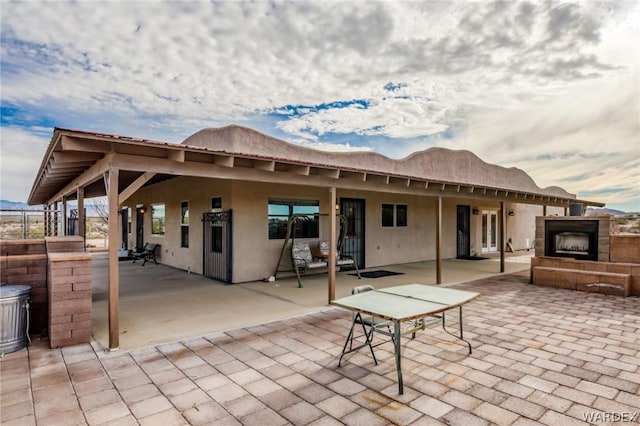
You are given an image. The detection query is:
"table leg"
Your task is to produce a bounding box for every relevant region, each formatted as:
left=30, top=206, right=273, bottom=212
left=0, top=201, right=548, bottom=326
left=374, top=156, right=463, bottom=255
left=441, top=307, right=472, bottom=354
left=394, top=321, right=403, bottom=394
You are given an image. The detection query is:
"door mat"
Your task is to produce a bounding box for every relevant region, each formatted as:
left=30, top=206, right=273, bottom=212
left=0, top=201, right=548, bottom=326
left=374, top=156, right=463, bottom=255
left=457, top=255, right=489, bottom=260
left=351, top=270, right=405, bottom=279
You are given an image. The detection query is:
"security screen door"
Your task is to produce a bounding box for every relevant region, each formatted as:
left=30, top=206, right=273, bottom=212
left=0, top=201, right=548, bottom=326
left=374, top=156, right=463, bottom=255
left=340, top=198, right=365, bottom=269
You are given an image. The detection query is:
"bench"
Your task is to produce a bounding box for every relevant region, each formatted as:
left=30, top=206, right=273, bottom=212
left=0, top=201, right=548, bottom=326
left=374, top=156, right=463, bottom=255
left=532, top=266, right=631, bottom=296
left=316, top=241, right=361, bottom=279
left=131, top=243, right=159, bottom=266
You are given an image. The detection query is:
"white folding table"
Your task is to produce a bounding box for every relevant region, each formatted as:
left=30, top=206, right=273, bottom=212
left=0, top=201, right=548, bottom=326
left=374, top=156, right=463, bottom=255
left=331, top=284, right=479, bottom=394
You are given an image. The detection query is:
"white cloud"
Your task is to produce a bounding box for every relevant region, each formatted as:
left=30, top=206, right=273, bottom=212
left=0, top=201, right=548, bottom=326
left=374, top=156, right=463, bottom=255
left=453, top=69, right=640, bottom=206
left=1, top=1, right=638, bottom=209
left=0, top=126, right=50, bottom=202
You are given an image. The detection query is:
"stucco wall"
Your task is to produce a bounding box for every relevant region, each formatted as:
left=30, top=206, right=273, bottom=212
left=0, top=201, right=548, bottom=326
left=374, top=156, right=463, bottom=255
left=124, top=177, right=541, bottom=283
left=123, top=176, right=233, bottom=275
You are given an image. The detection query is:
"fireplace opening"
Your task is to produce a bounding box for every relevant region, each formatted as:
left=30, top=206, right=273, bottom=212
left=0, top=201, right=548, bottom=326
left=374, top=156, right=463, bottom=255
left=545, top=220, right=598, bottom=261
left=555, top=232, right=589, bottom=256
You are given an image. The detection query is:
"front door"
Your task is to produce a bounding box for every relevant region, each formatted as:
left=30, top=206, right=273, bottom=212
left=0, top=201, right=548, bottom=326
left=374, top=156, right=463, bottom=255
left=482, top=210, right=498, bottom=253
left=340, top=198, right=365, bottom=269
left=456, top=205, right=470, bottom=258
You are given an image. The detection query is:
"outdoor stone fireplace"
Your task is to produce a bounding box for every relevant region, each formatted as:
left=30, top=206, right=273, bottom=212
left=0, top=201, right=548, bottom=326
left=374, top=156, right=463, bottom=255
left=536, top=216, right=612, bottom=262
left=532, top=215, right=640, bottom=297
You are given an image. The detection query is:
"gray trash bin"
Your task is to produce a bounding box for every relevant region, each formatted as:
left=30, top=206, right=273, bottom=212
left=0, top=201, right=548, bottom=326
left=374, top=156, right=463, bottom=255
left=0, top=285, right=31, bottom=355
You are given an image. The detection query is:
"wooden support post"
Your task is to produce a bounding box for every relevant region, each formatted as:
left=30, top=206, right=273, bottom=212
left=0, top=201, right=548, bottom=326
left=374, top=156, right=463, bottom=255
left=436, top=196, right=442, bottom=284
left=500, top=201, right=506, bottom=273
left=77, top=187, right=85, bottom=247
left=107, top=167, right=120, bottom=350
left=329, top=187, right=337, bottom=303
left=62, top=196, right=68, bottom=235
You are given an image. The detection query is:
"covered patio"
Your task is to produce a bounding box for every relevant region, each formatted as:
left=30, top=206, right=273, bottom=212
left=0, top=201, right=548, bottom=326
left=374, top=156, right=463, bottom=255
left=91, top=251, right=535, bottom=352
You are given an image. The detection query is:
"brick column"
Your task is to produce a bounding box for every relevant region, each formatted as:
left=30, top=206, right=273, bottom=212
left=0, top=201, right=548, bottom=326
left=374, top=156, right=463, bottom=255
left=47, top=253, right=92, bottom=348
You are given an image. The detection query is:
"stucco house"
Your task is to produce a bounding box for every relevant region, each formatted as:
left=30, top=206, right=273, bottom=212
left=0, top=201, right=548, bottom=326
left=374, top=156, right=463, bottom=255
left=27, top=125, right=604, bottom=349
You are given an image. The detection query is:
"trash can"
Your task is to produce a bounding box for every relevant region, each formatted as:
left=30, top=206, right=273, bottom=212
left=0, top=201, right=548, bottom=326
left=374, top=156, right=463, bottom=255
left=0, top=285, right=31, bottom=355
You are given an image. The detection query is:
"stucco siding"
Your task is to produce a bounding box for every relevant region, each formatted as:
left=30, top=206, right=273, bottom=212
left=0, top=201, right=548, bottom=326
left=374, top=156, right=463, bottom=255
left=124, top=176, right=545, bottom=284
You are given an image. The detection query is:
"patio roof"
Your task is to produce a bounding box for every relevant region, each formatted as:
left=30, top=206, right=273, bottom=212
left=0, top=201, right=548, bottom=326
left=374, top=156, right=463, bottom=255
left=27, top=126, right=604, bottom=208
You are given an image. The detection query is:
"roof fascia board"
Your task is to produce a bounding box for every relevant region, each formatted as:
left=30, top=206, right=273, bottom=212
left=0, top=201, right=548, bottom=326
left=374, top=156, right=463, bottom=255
left=61, top=135, right=112, bottom=153
left=28, top=131, right=63, bottom=204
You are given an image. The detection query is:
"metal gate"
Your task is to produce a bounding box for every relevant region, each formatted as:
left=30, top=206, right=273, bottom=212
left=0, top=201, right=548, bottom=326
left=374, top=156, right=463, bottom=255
left=203, top=210, right=233, bottom=283
left=456, top=205, right=470, bottom=258
left=340, top=198, right=365, bottom=269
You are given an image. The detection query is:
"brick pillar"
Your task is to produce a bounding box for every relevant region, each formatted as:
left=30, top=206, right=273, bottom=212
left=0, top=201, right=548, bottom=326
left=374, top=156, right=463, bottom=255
left=47, top=253, right=92, bottom=348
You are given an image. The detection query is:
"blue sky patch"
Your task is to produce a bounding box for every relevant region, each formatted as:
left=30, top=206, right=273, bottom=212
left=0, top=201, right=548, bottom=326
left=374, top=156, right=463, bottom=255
left=271, top=99, right=370, bottom=118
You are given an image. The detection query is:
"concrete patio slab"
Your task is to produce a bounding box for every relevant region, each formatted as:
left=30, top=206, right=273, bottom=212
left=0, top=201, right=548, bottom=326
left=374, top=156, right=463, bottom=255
left=2, top=267, right=639, bottom=426
left=91, top=251, right=535, bottom=352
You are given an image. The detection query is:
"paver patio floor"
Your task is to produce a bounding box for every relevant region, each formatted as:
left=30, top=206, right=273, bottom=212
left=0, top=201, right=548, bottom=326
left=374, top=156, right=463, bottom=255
left=2, top=271, right=639, bottom=425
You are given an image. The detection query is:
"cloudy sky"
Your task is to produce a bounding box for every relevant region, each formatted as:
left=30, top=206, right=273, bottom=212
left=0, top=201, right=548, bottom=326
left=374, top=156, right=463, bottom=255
left=1, top=1, right=638, bottom=211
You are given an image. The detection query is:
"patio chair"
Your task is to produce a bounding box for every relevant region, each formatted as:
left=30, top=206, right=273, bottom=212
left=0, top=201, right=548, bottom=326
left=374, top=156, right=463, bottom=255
left=316, top=241, right=362, bottom=279
left=291, top=241, right=328, bottom=288
left=338, top=285, right=393, bottom=367
left=131, top=243, right=159, bottom=266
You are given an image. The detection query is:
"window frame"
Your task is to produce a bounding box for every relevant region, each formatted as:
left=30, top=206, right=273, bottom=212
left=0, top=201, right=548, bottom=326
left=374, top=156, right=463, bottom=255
left=381, top=203, right=408, bottom=227
left=180, top=201, right=189, bottom=248
left=151, top=203, right=165, bottom=235
left=268, top=199, right=320, bottom=240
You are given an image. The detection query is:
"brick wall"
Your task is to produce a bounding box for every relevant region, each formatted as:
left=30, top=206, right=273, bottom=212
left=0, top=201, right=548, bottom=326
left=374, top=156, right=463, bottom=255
left=47, top=253, right=92, bottom=348
left=0, top=240, right=48, bottom=334
left=1, top=237, right=92, bottom=349
left=532, top=256, right=640, bottom=297
left=610, top=235, right=640, bottom=264
left=45, top=236, right=84, bottom=253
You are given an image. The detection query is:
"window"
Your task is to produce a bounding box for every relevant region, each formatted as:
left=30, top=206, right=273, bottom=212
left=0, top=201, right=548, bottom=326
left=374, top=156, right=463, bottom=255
left=268, top=199, right=319, bottom=239
left=151, top=204, right=165, bottom=235
left=382, top=203, right=408, bottom=227
left=382, top=204, right=394, bottom=227
left=211, top=197, right=222, bottom=212
left=396, top=204, right=407, bottom=227
left=181, top=201, right=189, bottom=247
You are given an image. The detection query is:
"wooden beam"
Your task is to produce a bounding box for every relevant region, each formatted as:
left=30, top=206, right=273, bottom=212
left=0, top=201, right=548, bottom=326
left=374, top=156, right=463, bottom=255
left=46, top=154, right=112, bottom=205
left=289, top=164, right=310, bottom=176
left=214, top=155, right=234, bottom=168
left=61, top=135, right=111, bottom=153
left=118, top=172, right=156, bottom=205
left=436, top=196, right=442, bottom=284
left=315, top=168, right=340, bottom=179
left=254, top=160, right=275, bottom=172
left=52, top=151, right=104, bottom=163
left=328, top=187, right=337, bottom=303
left=61, top=196, right=68, bottom=235
left=108, top=167, right=120, bottom=350
left=77, top=187, right=85, bottom=247
left=500, top=202, right=506, bottom=273
left=167, top=150, right=185, bottom=162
